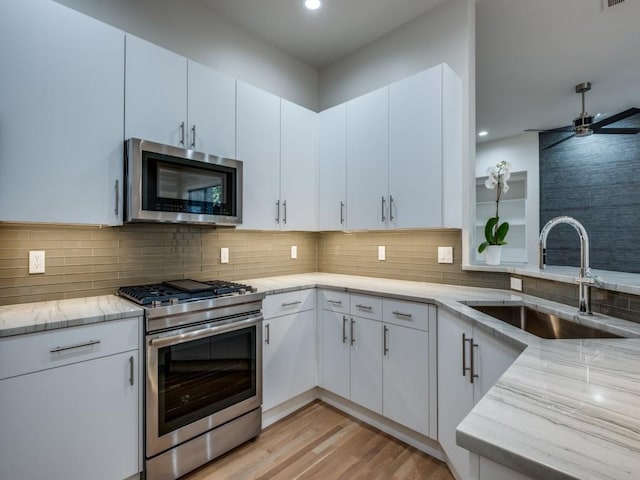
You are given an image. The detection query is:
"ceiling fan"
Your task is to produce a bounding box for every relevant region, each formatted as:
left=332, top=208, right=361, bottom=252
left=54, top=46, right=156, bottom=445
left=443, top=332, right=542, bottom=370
left=527, top=82, right=640, bottom=150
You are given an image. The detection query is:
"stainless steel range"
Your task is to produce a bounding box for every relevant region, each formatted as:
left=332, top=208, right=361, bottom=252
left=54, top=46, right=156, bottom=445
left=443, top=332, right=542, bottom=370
left=118, top=279, right=265, bottom=480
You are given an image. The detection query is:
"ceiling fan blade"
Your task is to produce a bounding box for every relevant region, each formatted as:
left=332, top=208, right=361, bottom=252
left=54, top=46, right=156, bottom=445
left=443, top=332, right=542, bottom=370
left=593, top=127, right=640, bottom=134
left=591, top=107, right=640, bottom=129
left=525, top=126, right=573, bottom=133
left=542, top=133, right=575, bottom=150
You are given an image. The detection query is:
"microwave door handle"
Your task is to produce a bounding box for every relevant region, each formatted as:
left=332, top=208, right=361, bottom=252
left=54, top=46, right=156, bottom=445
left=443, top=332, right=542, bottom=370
left=149, top=315, right=263, bottom=348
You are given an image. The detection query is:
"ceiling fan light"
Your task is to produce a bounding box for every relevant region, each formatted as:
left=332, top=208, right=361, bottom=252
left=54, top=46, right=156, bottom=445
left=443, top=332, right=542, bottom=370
left=574, top=126, right=593, bottom=137
left=305, top=0, right=321, bottom=10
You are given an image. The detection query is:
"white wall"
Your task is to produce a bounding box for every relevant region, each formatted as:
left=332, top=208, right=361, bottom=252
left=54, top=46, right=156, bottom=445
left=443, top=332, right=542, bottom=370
left=476, top=133, right=540, bottom=265
left=54, top=0, right=318, bottom=111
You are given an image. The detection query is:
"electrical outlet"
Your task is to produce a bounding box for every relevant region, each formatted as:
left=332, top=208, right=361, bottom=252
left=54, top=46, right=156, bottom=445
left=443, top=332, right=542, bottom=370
left=378, top=246, right=386, bottom=261
left=510, top=277, right=523, bottom=291
left=29, top=250, right=45, bottom=274
left=437, top=246, right=454, bottom=264
left=291, top=245, right=297, bottom=259
left=220, top=247, right=229, bottom=264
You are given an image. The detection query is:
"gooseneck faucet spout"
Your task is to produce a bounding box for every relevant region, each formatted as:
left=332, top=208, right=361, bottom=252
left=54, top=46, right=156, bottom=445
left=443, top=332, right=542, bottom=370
left=539, top=216, right=593, bottom=315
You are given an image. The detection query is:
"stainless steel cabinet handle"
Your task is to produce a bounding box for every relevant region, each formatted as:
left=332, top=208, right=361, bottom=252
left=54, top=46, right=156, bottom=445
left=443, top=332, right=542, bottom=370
left=265, top=323, right=270, bottom=345
left=383, top=325, right=389, bottom=356
left=191, top=124, right=196, bottom=148
left=282, top=200, right=287, bottom=224
left=180, top=121, right=185, bottom=145
left=129, top=356, right=134, bottom=386
left=281, top=300, right=302, bottom=307
left=462, top=333, right=470, bottom=377
left=114, top=179, right=119, bottom=215
left=392, top=311, right=412, bottom=318
left=327, top=299, right=342, bottom=305
left=342, top=316, right=348, bottom=343
left=381, top=196, right=386, bottom=222
left=356, top=304, right=373, bottom=311
left=389, top=195, right=395, bottom=222
left=340, top=201, right=345, bottom=224
left=350, top=318, right=355, bottom=345
left=470, top=339, right=479, bottom=384
left=50, top=339, right=101, bottom=354
left=275, top=200, right=280, bottom=223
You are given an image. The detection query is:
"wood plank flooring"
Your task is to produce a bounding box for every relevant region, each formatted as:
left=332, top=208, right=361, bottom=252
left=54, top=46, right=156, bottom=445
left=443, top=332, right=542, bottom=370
left=184, top=401, right=453, bottom=480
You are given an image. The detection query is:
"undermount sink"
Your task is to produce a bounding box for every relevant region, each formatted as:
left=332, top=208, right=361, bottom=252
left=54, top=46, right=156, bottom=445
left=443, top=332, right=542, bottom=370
left=468, top=305, right=621, bottom=339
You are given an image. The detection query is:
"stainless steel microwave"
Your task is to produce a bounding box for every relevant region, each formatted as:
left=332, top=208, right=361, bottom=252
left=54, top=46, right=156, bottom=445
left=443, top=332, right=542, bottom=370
left=124, top=138, right=242, bottom=225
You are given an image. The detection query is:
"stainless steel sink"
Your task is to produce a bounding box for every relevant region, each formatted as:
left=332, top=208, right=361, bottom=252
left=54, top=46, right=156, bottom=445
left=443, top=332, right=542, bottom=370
left=468, top=305, right=621, bottom=339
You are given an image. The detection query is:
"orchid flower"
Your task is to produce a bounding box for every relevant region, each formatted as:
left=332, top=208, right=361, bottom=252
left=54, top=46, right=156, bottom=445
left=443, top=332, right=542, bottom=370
left=478, top=160, right=512, bottom=254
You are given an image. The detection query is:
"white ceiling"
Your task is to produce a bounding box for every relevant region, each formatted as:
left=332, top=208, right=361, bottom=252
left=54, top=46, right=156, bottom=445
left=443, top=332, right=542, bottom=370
left=199, top=0, right=448, bottom=68
left=198, top=0, right=640, bottom=142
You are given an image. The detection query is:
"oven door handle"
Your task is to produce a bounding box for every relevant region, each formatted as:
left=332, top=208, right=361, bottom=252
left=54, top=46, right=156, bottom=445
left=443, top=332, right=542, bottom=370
left=149, top=315, right=262, bottom=348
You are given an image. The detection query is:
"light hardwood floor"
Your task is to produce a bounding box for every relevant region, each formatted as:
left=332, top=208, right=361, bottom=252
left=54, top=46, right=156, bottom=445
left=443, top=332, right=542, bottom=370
left=184, top=401, right=453, bottom=480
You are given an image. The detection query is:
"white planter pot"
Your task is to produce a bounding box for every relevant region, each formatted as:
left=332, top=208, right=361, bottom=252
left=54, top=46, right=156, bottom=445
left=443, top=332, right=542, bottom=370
left=484, top=245, right=503, bottom=265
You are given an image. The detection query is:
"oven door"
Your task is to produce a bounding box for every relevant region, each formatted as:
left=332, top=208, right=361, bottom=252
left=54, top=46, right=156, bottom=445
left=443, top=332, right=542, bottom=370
left=146, top=314, right=262, bottom=458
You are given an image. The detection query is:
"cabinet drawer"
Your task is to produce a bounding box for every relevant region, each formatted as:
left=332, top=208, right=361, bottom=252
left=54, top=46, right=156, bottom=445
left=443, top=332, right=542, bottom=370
left=383, top=299, right=430, bottom=331
left=350, top=294, right=382, bottom=321
left=0, top=317, right=140, bottom=380
left=263, top=289, right=315, bottom=319
left=319, top=290, right=350, bottom=313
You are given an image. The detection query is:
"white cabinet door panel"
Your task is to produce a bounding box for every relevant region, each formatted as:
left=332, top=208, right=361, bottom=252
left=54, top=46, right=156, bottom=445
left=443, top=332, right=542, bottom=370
left=318, top=104, right=347, bottom=230
left=350, top=316, right=382, bottom=414
left=125, top=34, right=187, bottom=147
left=321, top=309, right=350, bottom=399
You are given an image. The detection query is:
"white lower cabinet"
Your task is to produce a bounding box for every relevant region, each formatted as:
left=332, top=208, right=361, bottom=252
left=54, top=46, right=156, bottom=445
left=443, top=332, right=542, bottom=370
left=349, top=314, right=383, bottom=414
left=262, top=290, right=317, bottom=411
left=0, top=318, right=141, bottom=480
left=438, top=309, right=522, bottom=480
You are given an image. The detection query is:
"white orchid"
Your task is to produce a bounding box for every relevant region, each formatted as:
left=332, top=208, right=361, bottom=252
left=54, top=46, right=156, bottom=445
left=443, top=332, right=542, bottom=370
left=485, top=161, right=511, bottom=193
left=478, top=160, right=512, bottom=254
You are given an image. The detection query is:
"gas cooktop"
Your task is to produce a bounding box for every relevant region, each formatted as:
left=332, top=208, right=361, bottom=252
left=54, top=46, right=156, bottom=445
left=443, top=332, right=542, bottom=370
left=118, top=279, right=256, bottom=307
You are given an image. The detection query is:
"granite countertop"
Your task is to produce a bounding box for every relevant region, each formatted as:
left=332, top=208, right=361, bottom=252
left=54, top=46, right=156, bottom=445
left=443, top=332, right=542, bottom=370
left=0, top=295, right=143, bottom=338
left=244, top=272, right=640, bottom=480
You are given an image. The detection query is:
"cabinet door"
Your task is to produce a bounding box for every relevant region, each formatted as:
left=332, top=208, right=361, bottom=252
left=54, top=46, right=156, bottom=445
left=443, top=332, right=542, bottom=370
left=350, top=316, right=383, bottom=414
left=437, top=310, right=474, bottom=480
left=280, top=99, right=318, bottom=231
left=236, top=82, right=281, bottom=230
left=473, top=327, right=521, bottom=402
left=389, top=67, right=443, bottom=228
left=263, top=310, right=317, bottom=411
left=382, top=324, right=429, bottom=435
left=320, top=309, right=350, bottom=399
left=318, top=104, right=347, bottom=230
left=0, top=0, right=124, bottom=225
left=187, top=60, right=236, bottom=158
left=0, top=351, right=139, bottom=480
left=125, top=34, right=187, bottom=147
left=346, top=87, right=389, bottom=230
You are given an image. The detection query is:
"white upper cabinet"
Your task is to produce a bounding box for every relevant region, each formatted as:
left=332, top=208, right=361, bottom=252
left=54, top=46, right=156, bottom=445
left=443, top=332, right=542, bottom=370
left=346, top=87, right=390, bottom=230
left=125, top=34, right=188, bottom=148
left=0, top=0, right=125, bottom=225
left=318, top=104, right=347, bottom=230
left=389, top=63, right=462, bottom=228
left=125, top=35, right=236, bottom=157
left=236, top=82, right=281, bottom=230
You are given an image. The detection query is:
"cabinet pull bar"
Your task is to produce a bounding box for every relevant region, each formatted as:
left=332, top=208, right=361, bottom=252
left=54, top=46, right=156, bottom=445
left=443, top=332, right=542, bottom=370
left=327, top=299, right=342, bottom=305
left=281, top=300, right=302, bottom=307
left=350, top=319, right=355, bottom=345
left=462, top=333, right=470, bottom=377
left=355, top=304, right=373, bottom=310
left=50, top=339, right=101, bottom=354
left=389, top=195, right=394, bottom=222
left=180, top=121, right=185, bottom=145
left=340, top=201, right=345, bottom=224
left=265, top=324, right=270, bottom=345
left=342, top=316, right=348, bottom=343
left=381, top=196, right=386, bottom=222
left=470, top=339, right=479, bottom=384
left=392, top=311, right=412, bottom=318
left=383, top=325, right=389, bottom=355
left=283, top=200, right=287, bottom=224
left=191, top=124, right=196, bottom=149
left=114, top=179, right=119, bottom=215
left=129, top=356, right=134, bottom=386
left=275, top=200, right=280, bottom=223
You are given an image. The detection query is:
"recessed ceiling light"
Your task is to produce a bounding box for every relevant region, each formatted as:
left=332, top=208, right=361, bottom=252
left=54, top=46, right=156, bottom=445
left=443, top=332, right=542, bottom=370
left=478, top=131, right=488, bottom=137
left=305, top=0, right=321, bottom=10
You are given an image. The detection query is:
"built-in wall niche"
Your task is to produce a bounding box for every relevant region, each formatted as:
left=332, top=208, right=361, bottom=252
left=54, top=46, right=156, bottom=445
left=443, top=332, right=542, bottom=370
left=475, top=171, right=527, bottom=264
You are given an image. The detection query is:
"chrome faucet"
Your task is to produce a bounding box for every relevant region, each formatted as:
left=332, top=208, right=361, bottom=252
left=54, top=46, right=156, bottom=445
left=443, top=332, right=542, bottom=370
left=539, top=216, right=595, bottom=315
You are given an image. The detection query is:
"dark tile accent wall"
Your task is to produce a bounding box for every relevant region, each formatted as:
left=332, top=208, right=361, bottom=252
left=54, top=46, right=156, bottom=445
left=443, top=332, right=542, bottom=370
left=539, top=129, right=640, bottom=273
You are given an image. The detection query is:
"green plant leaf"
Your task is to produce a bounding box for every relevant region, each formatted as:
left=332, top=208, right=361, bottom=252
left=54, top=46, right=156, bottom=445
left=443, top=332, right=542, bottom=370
left=496, top=221, right=510, bottom=243
left=478, top=241, right=489, bottom=253
left=484, top=217, right=499, bottom=243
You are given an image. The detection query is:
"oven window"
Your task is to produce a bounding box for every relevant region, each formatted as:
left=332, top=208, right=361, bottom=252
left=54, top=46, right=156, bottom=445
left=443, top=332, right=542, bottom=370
left=157, top=326, right=256, bottom=436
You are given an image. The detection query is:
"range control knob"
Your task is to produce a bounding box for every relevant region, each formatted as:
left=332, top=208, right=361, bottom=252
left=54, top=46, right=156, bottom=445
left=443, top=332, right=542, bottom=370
left=151, top=300, right=162, bottom=308
left=170, top=297, right=180, bottom=305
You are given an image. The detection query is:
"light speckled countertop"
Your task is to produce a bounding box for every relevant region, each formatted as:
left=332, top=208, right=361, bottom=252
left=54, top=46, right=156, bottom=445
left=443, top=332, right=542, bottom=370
left=0, top=295, right=143, bottom=337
